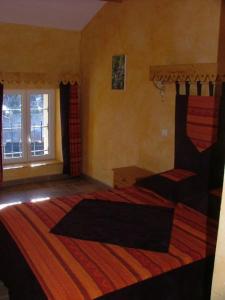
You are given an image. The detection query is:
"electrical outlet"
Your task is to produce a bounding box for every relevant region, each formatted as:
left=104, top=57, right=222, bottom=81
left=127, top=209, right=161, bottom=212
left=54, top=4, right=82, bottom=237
left=161, top=129, right=168, bottom=137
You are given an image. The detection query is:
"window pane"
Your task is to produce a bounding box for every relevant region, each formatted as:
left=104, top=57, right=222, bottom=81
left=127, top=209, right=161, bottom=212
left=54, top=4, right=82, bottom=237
left=30, top=94, right=49, bottom=157
left=30, top=94, right=43, bottom=110
left=2, top=94, right=23, bottom=159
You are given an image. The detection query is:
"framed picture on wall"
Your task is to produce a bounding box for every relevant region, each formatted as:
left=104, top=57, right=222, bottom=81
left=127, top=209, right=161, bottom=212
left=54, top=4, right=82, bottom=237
left=112, top=55, right=126, bottom=90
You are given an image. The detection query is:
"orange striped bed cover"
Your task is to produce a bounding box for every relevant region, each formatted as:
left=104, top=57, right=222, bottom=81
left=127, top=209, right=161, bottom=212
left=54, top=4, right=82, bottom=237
left=0, top=186, right=218, bottom=300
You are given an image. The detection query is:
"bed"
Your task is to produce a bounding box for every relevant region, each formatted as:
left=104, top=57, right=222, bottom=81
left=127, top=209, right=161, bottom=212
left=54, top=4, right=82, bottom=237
left=1, top=84, right=223, bottom=299
left=0, top=185, right=218, bottom=300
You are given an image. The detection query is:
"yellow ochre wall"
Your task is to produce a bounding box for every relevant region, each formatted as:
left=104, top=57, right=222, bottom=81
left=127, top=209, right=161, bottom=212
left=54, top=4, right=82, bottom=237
left=0, top=23, right=81, bottom=181
left=80, top=0, right=221, bottom=186
left=0, top=22, right=81, bottom=74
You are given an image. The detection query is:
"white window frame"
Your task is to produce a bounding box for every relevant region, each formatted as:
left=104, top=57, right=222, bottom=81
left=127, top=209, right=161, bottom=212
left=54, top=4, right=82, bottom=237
left=2, top=89, right=55, bottom=165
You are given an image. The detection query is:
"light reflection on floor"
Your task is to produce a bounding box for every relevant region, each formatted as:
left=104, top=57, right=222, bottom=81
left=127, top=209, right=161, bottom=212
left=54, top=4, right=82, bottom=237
left=30, top=197, right=50, bottom=203
left=0, top=201, right=22, bottom=210
left=0, top=177, right=109, bottom=206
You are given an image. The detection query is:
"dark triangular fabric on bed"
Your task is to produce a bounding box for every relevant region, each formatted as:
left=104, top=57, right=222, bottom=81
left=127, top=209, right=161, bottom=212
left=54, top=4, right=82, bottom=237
left=51, top=199, right=174, bottom=252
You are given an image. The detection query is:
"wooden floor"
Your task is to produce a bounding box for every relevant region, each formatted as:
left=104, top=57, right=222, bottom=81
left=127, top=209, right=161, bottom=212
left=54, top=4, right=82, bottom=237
left=0, top=176, right=109, bottom=205
left=0, top=176, right=109, bottom=300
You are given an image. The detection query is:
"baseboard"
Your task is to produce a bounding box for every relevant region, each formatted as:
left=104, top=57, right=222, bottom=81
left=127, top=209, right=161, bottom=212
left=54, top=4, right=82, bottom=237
left=1, top=173, right=110, bottom=189
left=82, top=174, right=111, bottom=189
left=1, top=174, right=70, bottom=188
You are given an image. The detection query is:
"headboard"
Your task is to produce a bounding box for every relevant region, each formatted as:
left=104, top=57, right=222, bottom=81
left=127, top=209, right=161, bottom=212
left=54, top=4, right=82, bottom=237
left=174, top=83, right=225, bottom=188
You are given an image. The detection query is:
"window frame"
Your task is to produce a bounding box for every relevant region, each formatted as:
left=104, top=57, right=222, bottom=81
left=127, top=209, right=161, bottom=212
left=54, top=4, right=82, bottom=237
left=2, top=89, right=55, bottom=165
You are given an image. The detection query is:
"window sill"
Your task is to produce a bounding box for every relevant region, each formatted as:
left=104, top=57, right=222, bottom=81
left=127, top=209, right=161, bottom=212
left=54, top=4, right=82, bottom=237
left=3, top=160, right=63, bottom=182
left=3, top=160, right=61, bottom=170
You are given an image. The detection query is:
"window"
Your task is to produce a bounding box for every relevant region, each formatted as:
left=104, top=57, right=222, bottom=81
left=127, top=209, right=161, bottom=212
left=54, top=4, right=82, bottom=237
left=2, top=90, right=55, bottom=164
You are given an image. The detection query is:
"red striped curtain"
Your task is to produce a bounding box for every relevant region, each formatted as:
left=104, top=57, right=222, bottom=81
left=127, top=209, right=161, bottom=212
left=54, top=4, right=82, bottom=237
left=69, top=83, right=81, bottom=176
left=60, top=82, right=81, bottom=176
left=0, top=84, right=3, bottom=183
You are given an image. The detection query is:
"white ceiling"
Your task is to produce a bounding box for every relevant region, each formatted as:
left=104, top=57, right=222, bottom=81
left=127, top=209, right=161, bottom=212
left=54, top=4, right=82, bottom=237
left=0, top=0, right=106, bottom=31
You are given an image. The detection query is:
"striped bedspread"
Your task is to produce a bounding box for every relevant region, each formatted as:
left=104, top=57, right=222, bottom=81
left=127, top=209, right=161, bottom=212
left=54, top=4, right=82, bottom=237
left=0, top=186, right=218, bottom=300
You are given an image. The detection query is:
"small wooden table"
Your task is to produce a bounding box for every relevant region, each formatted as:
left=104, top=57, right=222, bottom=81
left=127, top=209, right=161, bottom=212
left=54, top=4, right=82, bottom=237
left=112, top=166, right=154, bottom=188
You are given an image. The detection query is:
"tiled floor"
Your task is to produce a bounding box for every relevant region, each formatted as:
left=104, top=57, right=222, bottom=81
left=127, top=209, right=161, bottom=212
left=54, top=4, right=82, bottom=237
left=0, top=176, right=109, bottom=299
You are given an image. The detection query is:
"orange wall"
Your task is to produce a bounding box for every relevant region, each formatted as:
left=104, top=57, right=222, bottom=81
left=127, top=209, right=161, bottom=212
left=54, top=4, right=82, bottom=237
left=0, top=22, right=81, bottom=74
left=81, top=0, right=221, bottom=186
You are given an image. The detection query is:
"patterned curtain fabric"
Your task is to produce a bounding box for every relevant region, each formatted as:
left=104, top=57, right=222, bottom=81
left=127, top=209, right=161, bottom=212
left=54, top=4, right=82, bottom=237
left=60, top=82, right=81, bottom=176
left=69, top=83, right=81, bottom=176
left=174, top=82, right=225, bottom=188
left=0, top=84, right=3, bottom=183
left=186, top=96, right=220, bottom=152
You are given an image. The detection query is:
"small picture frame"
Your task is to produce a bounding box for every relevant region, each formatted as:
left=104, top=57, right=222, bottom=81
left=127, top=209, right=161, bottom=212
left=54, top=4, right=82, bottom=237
left=112, top=55, right=126, bottom=90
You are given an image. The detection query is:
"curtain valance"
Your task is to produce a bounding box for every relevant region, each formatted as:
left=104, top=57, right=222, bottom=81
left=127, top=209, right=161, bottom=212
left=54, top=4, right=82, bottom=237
left=0, top=72, right=79, bottom=88
left=150, top=63, right=220, bottom=83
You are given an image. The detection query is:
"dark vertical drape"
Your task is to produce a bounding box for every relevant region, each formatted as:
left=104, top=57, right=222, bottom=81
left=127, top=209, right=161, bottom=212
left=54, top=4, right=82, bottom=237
left=60, top=82, right=81, bottom=176
left=197, top=81, right=202, bottom=96
left=209, top=81, right=214, bottom=96
left=209, top=82, right=225, bottom=187
left=0, top=83, right=3, bottom=183
left=60, top=82, right=71, bottom=174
